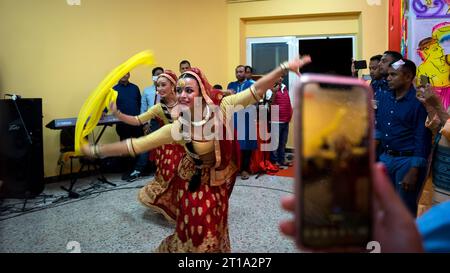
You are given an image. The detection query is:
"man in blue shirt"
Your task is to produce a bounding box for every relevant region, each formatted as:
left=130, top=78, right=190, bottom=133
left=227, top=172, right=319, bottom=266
left=374, top=51, right=404, bottom=161
left=141, top=67, right=163, bottom=115
left=122, top=67, right=164, bottom=181
left=376, top=59, right=432, bottom=215
left=367, top=55, right=382, bottom=92
left=227, top=65, right=253, bottom=93
left=113, top=72, right=144, bottom=181
left=373, top=51, right=403, bottom=98
left=245, top=65, right=256, bottom=85
left=227, top=65, right=255, bottom=180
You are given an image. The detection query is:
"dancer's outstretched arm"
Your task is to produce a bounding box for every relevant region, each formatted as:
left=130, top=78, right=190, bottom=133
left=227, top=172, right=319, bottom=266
left=110, top=102, right=162, bottom=126
left=81, top=123, right=175, bottom=158
left=221, top=55, right=311, bottom=112
left=253, top=55, right=310, bottom=99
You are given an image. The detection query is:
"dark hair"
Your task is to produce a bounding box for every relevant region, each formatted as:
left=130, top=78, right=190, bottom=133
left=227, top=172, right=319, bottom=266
left=179, top=60, right=191, bottom=67
left=152, top=67, right=164, bottom=76
left=389, top=59, right=417, bottom=79
left=383, top=51, right=403, bottom=62
left=179, top=72, right=201, bottom=91
left=245, top=65, right=253, bottom=73
left=213, top=84, right=223, bottom=90
left=235, top=65, right=245, bottom=71
left=370, top=55, right=382, bottom=62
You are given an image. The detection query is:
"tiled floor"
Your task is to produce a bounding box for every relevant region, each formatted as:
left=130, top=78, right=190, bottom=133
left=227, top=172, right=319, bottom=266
left=0, top=173, right=298, bottom=253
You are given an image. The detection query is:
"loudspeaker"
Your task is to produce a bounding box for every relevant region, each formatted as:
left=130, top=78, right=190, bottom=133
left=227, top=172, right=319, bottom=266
left=0, top=98, right=44, bottom=198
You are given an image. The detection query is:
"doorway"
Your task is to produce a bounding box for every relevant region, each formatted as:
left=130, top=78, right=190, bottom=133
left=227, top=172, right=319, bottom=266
left=298, top=36, right=355, bottom=76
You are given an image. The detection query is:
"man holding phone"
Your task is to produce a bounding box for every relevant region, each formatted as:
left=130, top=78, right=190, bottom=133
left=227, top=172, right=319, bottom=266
left=368, top=55, right=383, bottom=87
left=375, top=51, right=403, bottom=95
left=280, top=163, right=424, bottom=252
left=376, top=59, right=432, bottom=215
left=351, top=59, right=367, bottom=77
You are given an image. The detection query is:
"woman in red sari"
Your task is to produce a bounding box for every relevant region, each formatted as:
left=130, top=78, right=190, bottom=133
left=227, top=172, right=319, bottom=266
left=81, top=56, right=311, bottom=252
left=110, top=70, right=185, bottom=223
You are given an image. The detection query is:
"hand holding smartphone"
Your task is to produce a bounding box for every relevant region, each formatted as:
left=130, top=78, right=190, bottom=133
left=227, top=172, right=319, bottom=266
left=294, top=74, right=374, bottom=251
left=420, top=75, right=430, bottom=87
left=354, top=60, right=367, bottom=70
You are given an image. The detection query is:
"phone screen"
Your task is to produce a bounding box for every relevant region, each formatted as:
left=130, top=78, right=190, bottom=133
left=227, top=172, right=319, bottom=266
left=354, top=60, right=367, bottom=70
left=298, top=81, right=372, bottom=249
left=420, top=75, right=430, bottom=86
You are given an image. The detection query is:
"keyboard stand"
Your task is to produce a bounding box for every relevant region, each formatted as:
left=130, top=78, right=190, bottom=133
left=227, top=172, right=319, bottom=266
left=60, top=124, right=116, bottom=198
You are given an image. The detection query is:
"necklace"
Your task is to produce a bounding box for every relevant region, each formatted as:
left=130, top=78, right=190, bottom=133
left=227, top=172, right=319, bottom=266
left=191, top=105, right=211, bottom=127
left=165, top=100, right=178, bottom=108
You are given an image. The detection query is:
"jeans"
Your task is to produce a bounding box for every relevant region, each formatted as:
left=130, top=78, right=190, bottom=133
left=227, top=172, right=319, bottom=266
left=380, top=153, right=427, bottom=216
left=270, top=122, right=289, bottom=164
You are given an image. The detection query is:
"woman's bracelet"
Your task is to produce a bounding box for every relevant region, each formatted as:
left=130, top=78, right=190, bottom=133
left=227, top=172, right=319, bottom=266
left=280, top=61, right=289, bottom=75
left=126, top=139, right=136, bottom=157
left=90, top=145, right=101, bottom=158
left=250, top=85, right=262, bottom=101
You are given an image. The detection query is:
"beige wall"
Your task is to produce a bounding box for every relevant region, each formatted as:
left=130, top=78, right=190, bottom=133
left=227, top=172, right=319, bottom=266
left=226, top=0, right=389, bottom=148
left=0, top=0, right=228, bottom=177
left=0, top=0, right=388, bottom=177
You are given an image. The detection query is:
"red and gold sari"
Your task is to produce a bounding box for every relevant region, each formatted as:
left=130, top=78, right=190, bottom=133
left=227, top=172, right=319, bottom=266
left=131, top=68, right=259, bottom=252
left=136, top=71, right=186, bottom=223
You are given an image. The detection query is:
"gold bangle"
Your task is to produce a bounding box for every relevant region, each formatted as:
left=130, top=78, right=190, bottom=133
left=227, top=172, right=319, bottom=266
left=135, top=116, right=143, bottom=126
left=126, top=139, right=136, bottom=157
left=90, top=145, right=99, bottom=158
left=280, top=61, right=289, bottom=74
left=250, top=85, right=261, bottom=101
left=90, top=145, right=96, bottom=158
left=94, top=145, right=102, bottom=158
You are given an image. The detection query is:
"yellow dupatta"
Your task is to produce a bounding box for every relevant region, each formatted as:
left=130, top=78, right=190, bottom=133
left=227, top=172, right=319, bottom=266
left=74, top=50, right=155, bottom=155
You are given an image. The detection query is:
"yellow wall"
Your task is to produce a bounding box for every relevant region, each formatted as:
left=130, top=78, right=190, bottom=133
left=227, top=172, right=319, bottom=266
left=0, top=0, right=227, bottom=177
left=226, top=0, right=389, bottom=148
left=0, top=0, right=388, bottom=178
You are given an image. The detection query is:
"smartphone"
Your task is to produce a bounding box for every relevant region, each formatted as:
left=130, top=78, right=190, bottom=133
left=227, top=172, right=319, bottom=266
left=354, top=60, right=367, bottom=70
left=420, top=75, right=430, bottom=86
left=294, top=74, right=374, bottom=251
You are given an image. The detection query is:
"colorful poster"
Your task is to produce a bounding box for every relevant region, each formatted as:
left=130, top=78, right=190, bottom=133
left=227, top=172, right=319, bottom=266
left=411, top=0, right=450, bottom=19
left=408, top=0, right=450, bottom=109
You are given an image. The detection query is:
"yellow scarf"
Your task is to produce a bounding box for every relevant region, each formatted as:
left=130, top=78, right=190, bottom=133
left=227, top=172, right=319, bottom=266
left=74, top=50, right=155, bottom=155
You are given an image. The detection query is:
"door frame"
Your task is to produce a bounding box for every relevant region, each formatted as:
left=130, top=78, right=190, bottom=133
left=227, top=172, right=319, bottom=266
left=246, top=35, right=357, bottom=98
